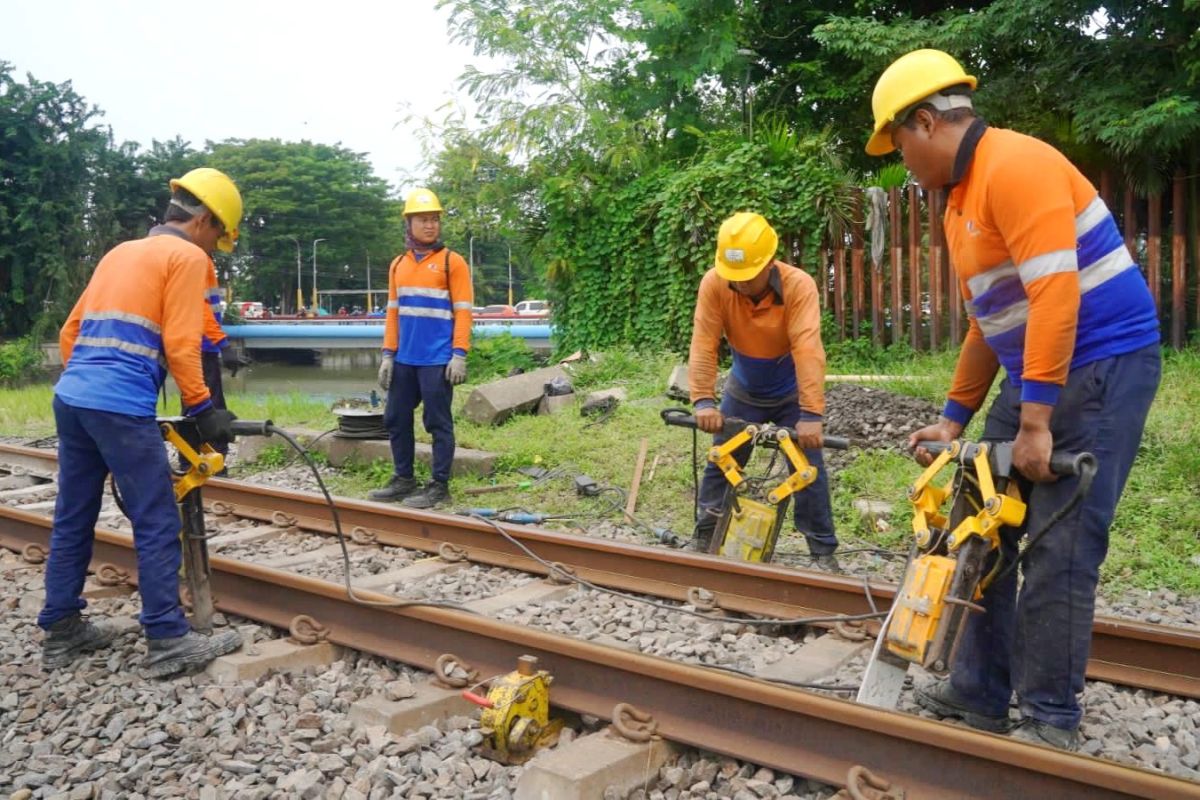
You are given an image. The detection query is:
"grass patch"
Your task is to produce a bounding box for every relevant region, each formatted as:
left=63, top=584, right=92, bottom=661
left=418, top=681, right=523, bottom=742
left=0, top=384, right=57, bottom=437
left=6, top=344, right=1196, bottom=597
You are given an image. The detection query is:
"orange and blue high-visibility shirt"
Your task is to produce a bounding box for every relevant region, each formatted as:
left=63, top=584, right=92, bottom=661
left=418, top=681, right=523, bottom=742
left=382, top=246, right=473, bottom=366
left=942, top=123, right=1160, bottom=425
left=688, top=262, right=826, bottom=416
left=56, top=225, right=213, bottom=417
left=201, top=260, right=228, bottom=354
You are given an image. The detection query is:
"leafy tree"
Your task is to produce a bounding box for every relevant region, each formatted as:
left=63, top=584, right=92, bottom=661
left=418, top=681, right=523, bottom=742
left=0, top=62, right=108, bottom=335
left=206, top=139, right=403, bottom=311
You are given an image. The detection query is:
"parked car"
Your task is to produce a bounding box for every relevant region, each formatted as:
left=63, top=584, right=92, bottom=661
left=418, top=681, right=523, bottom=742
left=514, top=299, right=550, bottom=317
left=237, top=301, right=265, bottom=319
left=474, top=304, right=517, bottom=318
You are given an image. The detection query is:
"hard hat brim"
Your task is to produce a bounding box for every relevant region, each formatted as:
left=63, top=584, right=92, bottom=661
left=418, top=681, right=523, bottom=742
left=866, top=128, right=896, bottom=156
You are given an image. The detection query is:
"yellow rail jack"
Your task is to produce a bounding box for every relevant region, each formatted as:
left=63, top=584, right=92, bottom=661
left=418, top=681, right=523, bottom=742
left=662, top=409, right=848, bottom=564
left=158, top=417, right=273, bottom=632
left=857, top=439, right=1093, bottom=709
left=463, top=655, right=563, bottom=764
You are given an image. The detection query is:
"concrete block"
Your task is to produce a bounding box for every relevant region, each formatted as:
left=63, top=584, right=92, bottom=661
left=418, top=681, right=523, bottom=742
left=463, top=366, right=570, bottom=426
left=257, top=542, right=366, bottom=569
left=0, top=474, right=40, bottom=491
left=515, top=729, right=677, bottom=800
left=207, top=527, right=288, bottom=550
left=852, top=499, right=894, bottom=519
left=537, top=392, right=576, bottom=416
left=665, top=365, right=690, bottom=401
left=354, top=558, right=463, bottom=590
left=752, top=635, right=868, bottom=684
left=233, top=426, right=325, bottom=466
left=206, top=637, right=343, bottom=683
left=348, top=682, right=476, bottom=735
left=462, top=579, right=575, bottom=615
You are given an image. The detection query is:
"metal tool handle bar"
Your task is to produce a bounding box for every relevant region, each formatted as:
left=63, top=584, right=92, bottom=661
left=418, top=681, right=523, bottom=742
left=230, top=420, right=274, bottom=437
left=1049, top=451, right=1097, bottom=477
left=660, top=408, right=849, bottom=449
left=915, top=440, right=1095, bottom=476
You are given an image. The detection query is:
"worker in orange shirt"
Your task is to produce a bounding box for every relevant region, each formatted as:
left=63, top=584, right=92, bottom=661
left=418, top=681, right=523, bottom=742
left=867, top=50, right=1160, bottom=749
left=39, top=168, right=246, bottom=677
left=371, top=188, right=474, bottom=508
left=688, top=212, right=839, bottom=570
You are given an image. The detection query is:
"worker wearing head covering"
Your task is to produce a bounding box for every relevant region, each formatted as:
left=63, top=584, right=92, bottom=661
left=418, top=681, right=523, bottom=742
left=868, top=49, right=1160, bottom=750
left=372, top=188, right=474, bottom=508
left=40, top=167, right=247, bottom=677
left=688, top=212, right=839, bottom=570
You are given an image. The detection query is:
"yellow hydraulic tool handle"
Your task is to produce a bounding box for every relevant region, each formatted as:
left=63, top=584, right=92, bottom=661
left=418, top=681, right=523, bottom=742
left=160, top=421, right=225, bottom=503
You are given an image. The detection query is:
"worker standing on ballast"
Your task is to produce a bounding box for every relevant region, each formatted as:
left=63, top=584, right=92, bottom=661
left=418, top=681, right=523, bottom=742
left=371, top=188, right=474, bottom=508
left=38, top=167, right=245, bottom=677
left=867, top=49, right=1161, bottom=749
left=687, top=212, right=839, bottom=570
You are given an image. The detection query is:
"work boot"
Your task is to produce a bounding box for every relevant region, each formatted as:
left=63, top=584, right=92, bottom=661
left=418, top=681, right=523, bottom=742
left=402, top=480, right=451, bottom=509
left=687, top=515, right=718, bottom=553
left=914, top=680, right=1011, bottom=733
left=808, top=552, right=843, bottom=573
left=144, top=629, right=243, bottom=678
left=368, top=475, right=420, bottom=502
left=1010, top=718, right=1080, bottom=751
left=42, top=614, right=117, bottom=670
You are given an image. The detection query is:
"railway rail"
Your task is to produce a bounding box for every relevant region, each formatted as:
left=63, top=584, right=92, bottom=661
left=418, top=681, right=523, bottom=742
left=2, top=443, right=1200, bottom=798
left=1, top=442, right=1196, bottom=700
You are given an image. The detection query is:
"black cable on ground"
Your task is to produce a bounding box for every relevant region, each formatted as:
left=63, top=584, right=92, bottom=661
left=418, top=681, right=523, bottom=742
left=262, top=425, right=474, bottom=614
left=333, top=414, right=389, bottom=439
left=468, top=512, right=886, bottom=628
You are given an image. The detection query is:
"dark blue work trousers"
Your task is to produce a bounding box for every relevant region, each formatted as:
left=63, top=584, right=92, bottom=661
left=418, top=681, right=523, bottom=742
left=39, top=397, right=190, bottom=639
left=384, top=362, right=455, bottom=484
left=696, top=394, right=838, bottom=555
left=950, top=343, right=1161, bottom=730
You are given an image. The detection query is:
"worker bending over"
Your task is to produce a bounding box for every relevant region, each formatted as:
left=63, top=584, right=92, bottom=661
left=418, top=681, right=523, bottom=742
left=39, top=168, right=245, bottom=676
left=688, top=212, right=839, bottom=570
left=867, top=49, right=1160, bottom=749
left=372, top=188, right=474, bottom=508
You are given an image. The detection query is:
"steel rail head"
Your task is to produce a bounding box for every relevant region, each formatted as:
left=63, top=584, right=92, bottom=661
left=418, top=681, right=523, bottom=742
left=2, top=508, right=1199, bottom=799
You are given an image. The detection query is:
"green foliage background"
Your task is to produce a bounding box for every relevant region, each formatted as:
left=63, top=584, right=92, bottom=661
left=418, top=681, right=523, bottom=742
left=539, top=131, right=853, bottom=354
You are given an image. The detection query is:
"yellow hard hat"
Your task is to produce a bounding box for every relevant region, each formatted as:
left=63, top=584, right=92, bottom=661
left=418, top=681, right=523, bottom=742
left=169, top=167, right=243, bottom=253
left=403, top=188, right=444, bottom=216
left=866, top=49, right=978, bottom=156
left=715, top=212, right=778, bottom=282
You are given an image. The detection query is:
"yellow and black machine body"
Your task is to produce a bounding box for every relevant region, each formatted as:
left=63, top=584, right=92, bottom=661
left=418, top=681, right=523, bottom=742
left=856, top=438, right=1096, bottom=709
left=889, top=440, right=1027, bottom=674
left=158, top=416, right=273, bottom=632
left=462, top=655, right=563, bottom=764
left=887, top=439, right=1095, bottom=674
left=662, top=408, right=849, bottom=564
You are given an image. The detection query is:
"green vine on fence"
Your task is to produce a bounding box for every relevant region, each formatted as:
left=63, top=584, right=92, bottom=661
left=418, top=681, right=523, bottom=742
left=542, top=131, right=855, bottom=355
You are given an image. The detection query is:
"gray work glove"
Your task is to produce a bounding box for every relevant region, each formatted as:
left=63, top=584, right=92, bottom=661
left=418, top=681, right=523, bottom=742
left=378, top=357, right=394, bottom=392
left=445, top=354, right=467, bottom=386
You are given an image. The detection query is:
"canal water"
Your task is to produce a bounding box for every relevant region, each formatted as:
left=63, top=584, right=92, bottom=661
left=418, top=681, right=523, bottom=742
left=222, top=360, right=381, bottom=403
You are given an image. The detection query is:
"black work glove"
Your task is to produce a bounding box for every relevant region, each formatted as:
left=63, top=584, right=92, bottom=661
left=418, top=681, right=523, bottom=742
left=195, top=407, right=237, bottom=448
left=220, top=346, right=248, bottom=377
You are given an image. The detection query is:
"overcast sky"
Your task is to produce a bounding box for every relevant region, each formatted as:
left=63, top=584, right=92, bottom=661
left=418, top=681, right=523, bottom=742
left=1, top=1, right=488, bottom=194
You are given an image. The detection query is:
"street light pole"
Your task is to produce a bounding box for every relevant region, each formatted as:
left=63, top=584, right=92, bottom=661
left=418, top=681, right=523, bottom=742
left=507, top=243, right=513, bottom=306
left=289, top=236, right=302, bottom=314
left=311, top=238, right=326, bottom=312
left=365, top=251, right=372, bottom=311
